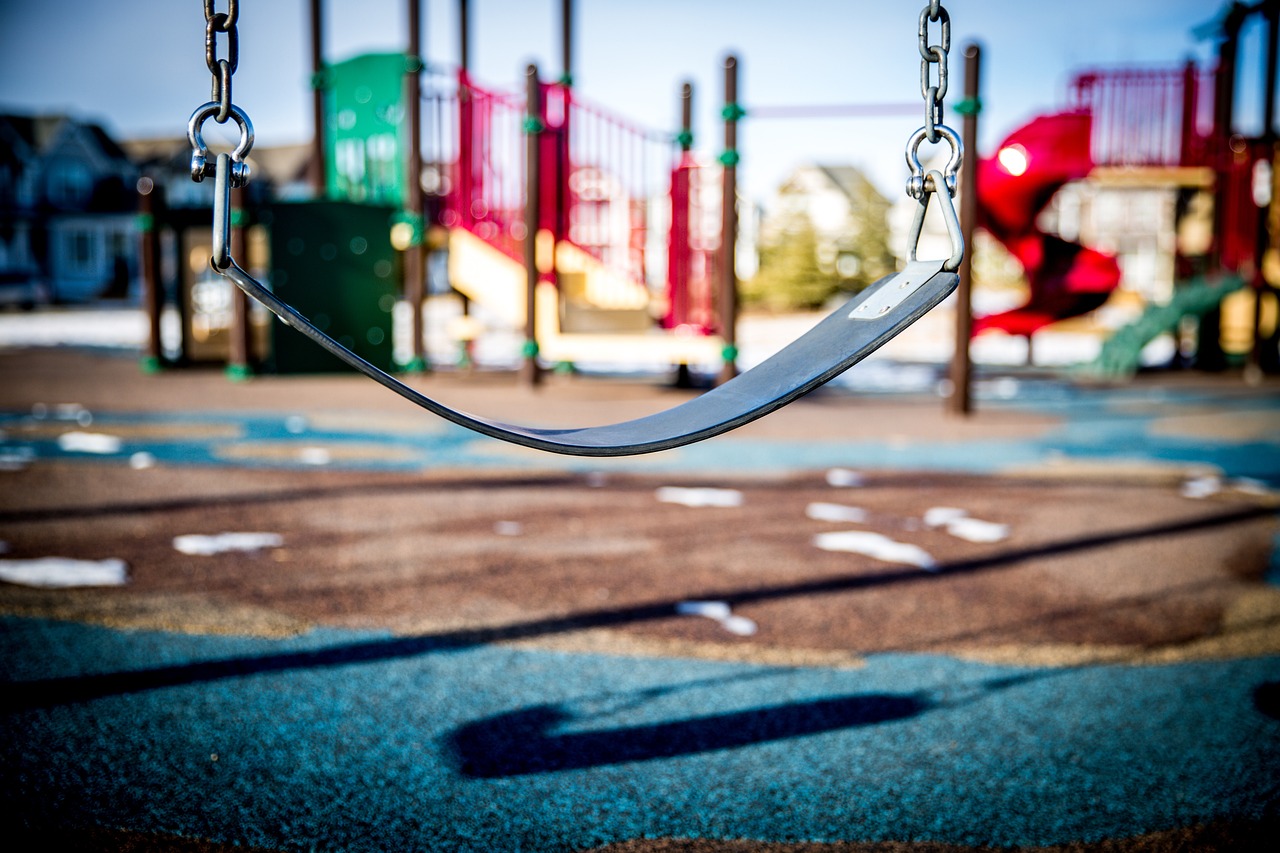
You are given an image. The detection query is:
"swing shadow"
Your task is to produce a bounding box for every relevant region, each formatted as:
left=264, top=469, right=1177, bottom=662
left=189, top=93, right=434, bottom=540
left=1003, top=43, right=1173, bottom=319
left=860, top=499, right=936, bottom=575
left=1, top=503, right=1270, bottom=713
left=449, top=693, right=929, bottom=777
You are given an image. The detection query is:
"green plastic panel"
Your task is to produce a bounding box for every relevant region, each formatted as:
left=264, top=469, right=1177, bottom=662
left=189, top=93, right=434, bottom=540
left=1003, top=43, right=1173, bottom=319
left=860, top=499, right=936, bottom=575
left=263, top=201, right=399, bottom=374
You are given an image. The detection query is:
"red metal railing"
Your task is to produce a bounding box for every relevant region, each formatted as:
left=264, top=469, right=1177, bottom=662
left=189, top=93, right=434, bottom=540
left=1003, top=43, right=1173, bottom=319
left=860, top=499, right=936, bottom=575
left=1069, top=65, right=1216, bottom=167
left=666, top=154, right=720, bottom=332
left=423, top=68, right=716, bottom=330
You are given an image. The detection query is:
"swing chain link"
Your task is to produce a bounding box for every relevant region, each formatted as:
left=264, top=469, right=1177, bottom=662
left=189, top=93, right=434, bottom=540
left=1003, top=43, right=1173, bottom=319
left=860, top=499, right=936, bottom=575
left=905, top=1, right=961, bottom=202
left=917, top=2, right=949, bottom=144
left=203, top=1, right=239, bottom=123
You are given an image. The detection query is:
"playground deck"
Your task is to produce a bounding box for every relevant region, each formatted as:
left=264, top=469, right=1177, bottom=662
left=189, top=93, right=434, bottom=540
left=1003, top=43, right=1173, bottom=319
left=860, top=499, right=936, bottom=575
left=1, top=345, right=1279, bottom=851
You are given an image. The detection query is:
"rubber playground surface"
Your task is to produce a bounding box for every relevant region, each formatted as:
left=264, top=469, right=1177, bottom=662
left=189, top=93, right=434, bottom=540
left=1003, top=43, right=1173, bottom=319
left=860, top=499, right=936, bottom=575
left=2, top=346, right=1280, bottom=851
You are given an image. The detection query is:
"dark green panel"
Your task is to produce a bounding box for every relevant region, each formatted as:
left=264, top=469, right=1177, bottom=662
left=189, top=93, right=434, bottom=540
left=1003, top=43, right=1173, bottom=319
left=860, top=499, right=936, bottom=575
left=263, top=201, right=399, bottom=374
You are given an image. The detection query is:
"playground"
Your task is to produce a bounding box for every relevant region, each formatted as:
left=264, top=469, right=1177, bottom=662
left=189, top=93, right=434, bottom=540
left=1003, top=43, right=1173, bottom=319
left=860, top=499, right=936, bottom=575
left=2, top=0, right=1280, bottom=849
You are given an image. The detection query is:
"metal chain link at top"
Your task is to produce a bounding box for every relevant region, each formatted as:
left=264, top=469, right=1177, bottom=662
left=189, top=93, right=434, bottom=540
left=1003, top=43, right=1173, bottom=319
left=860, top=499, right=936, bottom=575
left=917, top=3, right=950, bottom=142
left=204, top=1, right=239, bottom=123
left=905, top=1, right=961, bottom=203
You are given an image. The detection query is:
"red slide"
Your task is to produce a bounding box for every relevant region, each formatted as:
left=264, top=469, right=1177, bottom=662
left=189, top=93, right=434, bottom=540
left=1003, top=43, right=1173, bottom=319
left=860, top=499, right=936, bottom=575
left=972, top=112, right=1121, bottom=337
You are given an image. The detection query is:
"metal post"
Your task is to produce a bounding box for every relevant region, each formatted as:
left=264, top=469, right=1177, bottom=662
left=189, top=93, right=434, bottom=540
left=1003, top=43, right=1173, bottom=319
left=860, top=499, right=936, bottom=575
left=522, top=64, right=543, bottom=388
left=138, top=177, right=164, bottom=372
left=669, top=81, right=695, bottom=388
left=717, top=55, right=740, bottom=385
left=668, top=81, right=694, bottom=328
left=1266, top=0, right=1279, bottom=137
left=1252, top=0, right=1280, bottom=376
left=561, top=0, right=573, bottom=83
left=948, top=43, right=981, bottom=416
left=309, top=0, right=326, bottom=196
left=227, top=185, right=252, bottom=379
left=456, top=0, right=474, bottom=330
left=404, top=0, right=427, bottom=371
left=1179, top=60, right=1197, bottom=165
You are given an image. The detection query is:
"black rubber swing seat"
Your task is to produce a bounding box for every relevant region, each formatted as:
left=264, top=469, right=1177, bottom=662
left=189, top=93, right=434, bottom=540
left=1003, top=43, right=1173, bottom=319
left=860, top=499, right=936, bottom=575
left=221, top=258, right=957, bottom=457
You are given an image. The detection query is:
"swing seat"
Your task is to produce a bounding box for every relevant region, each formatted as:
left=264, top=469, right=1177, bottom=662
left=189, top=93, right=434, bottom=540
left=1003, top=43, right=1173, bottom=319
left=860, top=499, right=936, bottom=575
left=222, top=258, right=958, bottom=456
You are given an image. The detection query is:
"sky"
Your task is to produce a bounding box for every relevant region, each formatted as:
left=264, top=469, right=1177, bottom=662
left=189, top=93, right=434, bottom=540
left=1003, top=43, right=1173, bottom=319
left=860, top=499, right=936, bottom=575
left=0, top=0, right=1251, bottom=201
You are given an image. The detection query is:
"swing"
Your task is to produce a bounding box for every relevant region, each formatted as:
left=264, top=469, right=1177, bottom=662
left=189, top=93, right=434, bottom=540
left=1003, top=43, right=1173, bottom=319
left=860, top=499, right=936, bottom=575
left=190, top=2, right=963, bottom=458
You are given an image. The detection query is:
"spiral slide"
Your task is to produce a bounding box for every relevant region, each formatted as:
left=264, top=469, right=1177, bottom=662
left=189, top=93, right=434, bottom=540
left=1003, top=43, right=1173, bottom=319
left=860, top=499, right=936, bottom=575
left=972, top=112, right=1122, bottom=338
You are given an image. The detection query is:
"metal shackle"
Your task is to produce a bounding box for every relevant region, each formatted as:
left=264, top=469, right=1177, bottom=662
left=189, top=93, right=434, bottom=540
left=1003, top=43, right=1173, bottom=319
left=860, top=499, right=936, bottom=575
left=904, top=124, right=962, bottom=199
left=188, top=101, right=254, bottom=187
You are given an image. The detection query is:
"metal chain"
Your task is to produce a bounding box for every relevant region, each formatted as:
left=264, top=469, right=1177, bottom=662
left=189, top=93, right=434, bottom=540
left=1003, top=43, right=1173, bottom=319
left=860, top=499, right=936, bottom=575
left=189, top=0, right=253, bottom=268
left=917, top=2, right=949, bottom=143
left=902, top=2, right=964, bottom=269
left=905, top=1, right=961, bottom=202
left=204, top=1, right=239, bottom=123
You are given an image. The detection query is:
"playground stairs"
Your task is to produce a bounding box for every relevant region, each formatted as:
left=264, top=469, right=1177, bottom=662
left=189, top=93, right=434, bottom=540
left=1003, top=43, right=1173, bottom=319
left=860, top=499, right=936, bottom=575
left=1081, top=275, right=1244, bottom=379
left=446, top=228, right=724, bottom=368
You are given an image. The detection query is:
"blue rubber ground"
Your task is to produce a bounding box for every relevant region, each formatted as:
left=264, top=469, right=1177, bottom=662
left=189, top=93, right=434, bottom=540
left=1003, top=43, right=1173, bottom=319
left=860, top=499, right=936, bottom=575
left=4, top=381, right=1279, bottom=485
left=3, top=616, right=1279, bottom=851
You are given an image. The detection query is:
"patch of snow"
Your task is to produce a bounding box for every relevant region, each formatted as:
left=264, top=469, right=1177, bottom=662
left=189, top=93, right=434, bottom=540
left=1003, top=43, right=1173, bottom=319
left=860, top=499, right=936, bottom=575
left=1181, top=475, right=1222, bottom=500
left=656, top=486, right=744, bottom=508
left=814, top=530, right=938, bottom=569
left=720, top=615, right=759, bottom=636
left=173, top=532, right=285, bottom=556
left=923, top=507, right=968, bottom=528
left=129, top=451, right=156, bottom=470
left=298, top=447, right=331, bottom=466
left=924, top=506, right=1010, bottom=543
left=806, top=502, right=869, bottom=524
left=57, top=431, right=122, bottom=454
left=675, top=600, right=757, bottom=636
left=0, top=557, right=128, bottom=588
left=825, top=468, right=865, bottom=488
left=944, top=517, right=1011, bottom=543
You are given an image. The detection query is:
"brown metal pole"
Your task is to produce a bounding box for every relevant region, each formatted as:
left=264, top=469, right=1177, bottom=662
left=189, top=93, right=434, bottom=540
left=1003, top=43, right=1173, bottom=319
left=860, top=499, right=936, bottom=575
left=949, top=43, right=981, bottom=416
left=522, top=63, right=543, bottom=388
left=227, top=185, right=252, bottom=379
left=459, top=0, right=469, bottom=70
left=404, top=0, right=427, bottom=371
left=138, top=177, right=164, bottom=372
left=309, top=0, right=326, bottom=196
left=561, top=0, right=573, bottom=84
left=457, top=0, right=473, bottom=328
left=1251, top=0, right=1280, bottom=377
left=717, top=55, right=740, bottom=385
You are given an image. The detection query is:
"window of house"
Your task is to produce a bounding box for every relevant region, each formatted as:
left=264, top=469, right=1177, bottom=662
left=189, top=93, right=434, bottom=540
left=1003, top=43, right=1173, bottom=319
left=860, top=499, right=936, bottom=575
left=66, top=229, right=97, bottom=273
left=48, top=162, right=92, bottom=207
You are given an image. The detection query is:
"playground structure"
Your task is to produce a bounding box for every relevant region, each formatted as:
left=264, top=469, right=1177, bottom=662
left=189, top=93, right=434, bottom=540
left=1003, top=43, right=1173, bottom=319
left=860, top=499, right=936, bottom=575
left=142, top=0, right=1280, bottom=403
left=134, top=0, right=740, bottom=385
left=970, top=0, right=1280, bottom=376
left=313, top=0, right=739, bottom=384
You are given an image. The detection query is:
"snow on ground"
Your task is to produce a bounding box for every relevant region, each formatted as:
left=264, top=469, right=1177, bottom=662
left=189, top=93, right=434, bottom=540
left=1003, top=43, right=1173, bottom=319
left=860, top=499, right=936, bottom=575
left=0, top=299, right=1120, bottom=380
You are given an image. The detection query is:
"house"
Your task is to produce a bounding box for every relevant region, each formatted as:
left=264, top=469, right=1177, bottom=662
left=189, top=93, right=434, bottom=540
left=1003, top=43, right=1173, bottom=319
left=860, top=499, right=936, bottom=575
left=0, top=114, right=140, bottom=304
left=750, top=163, right=894, bottom=309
